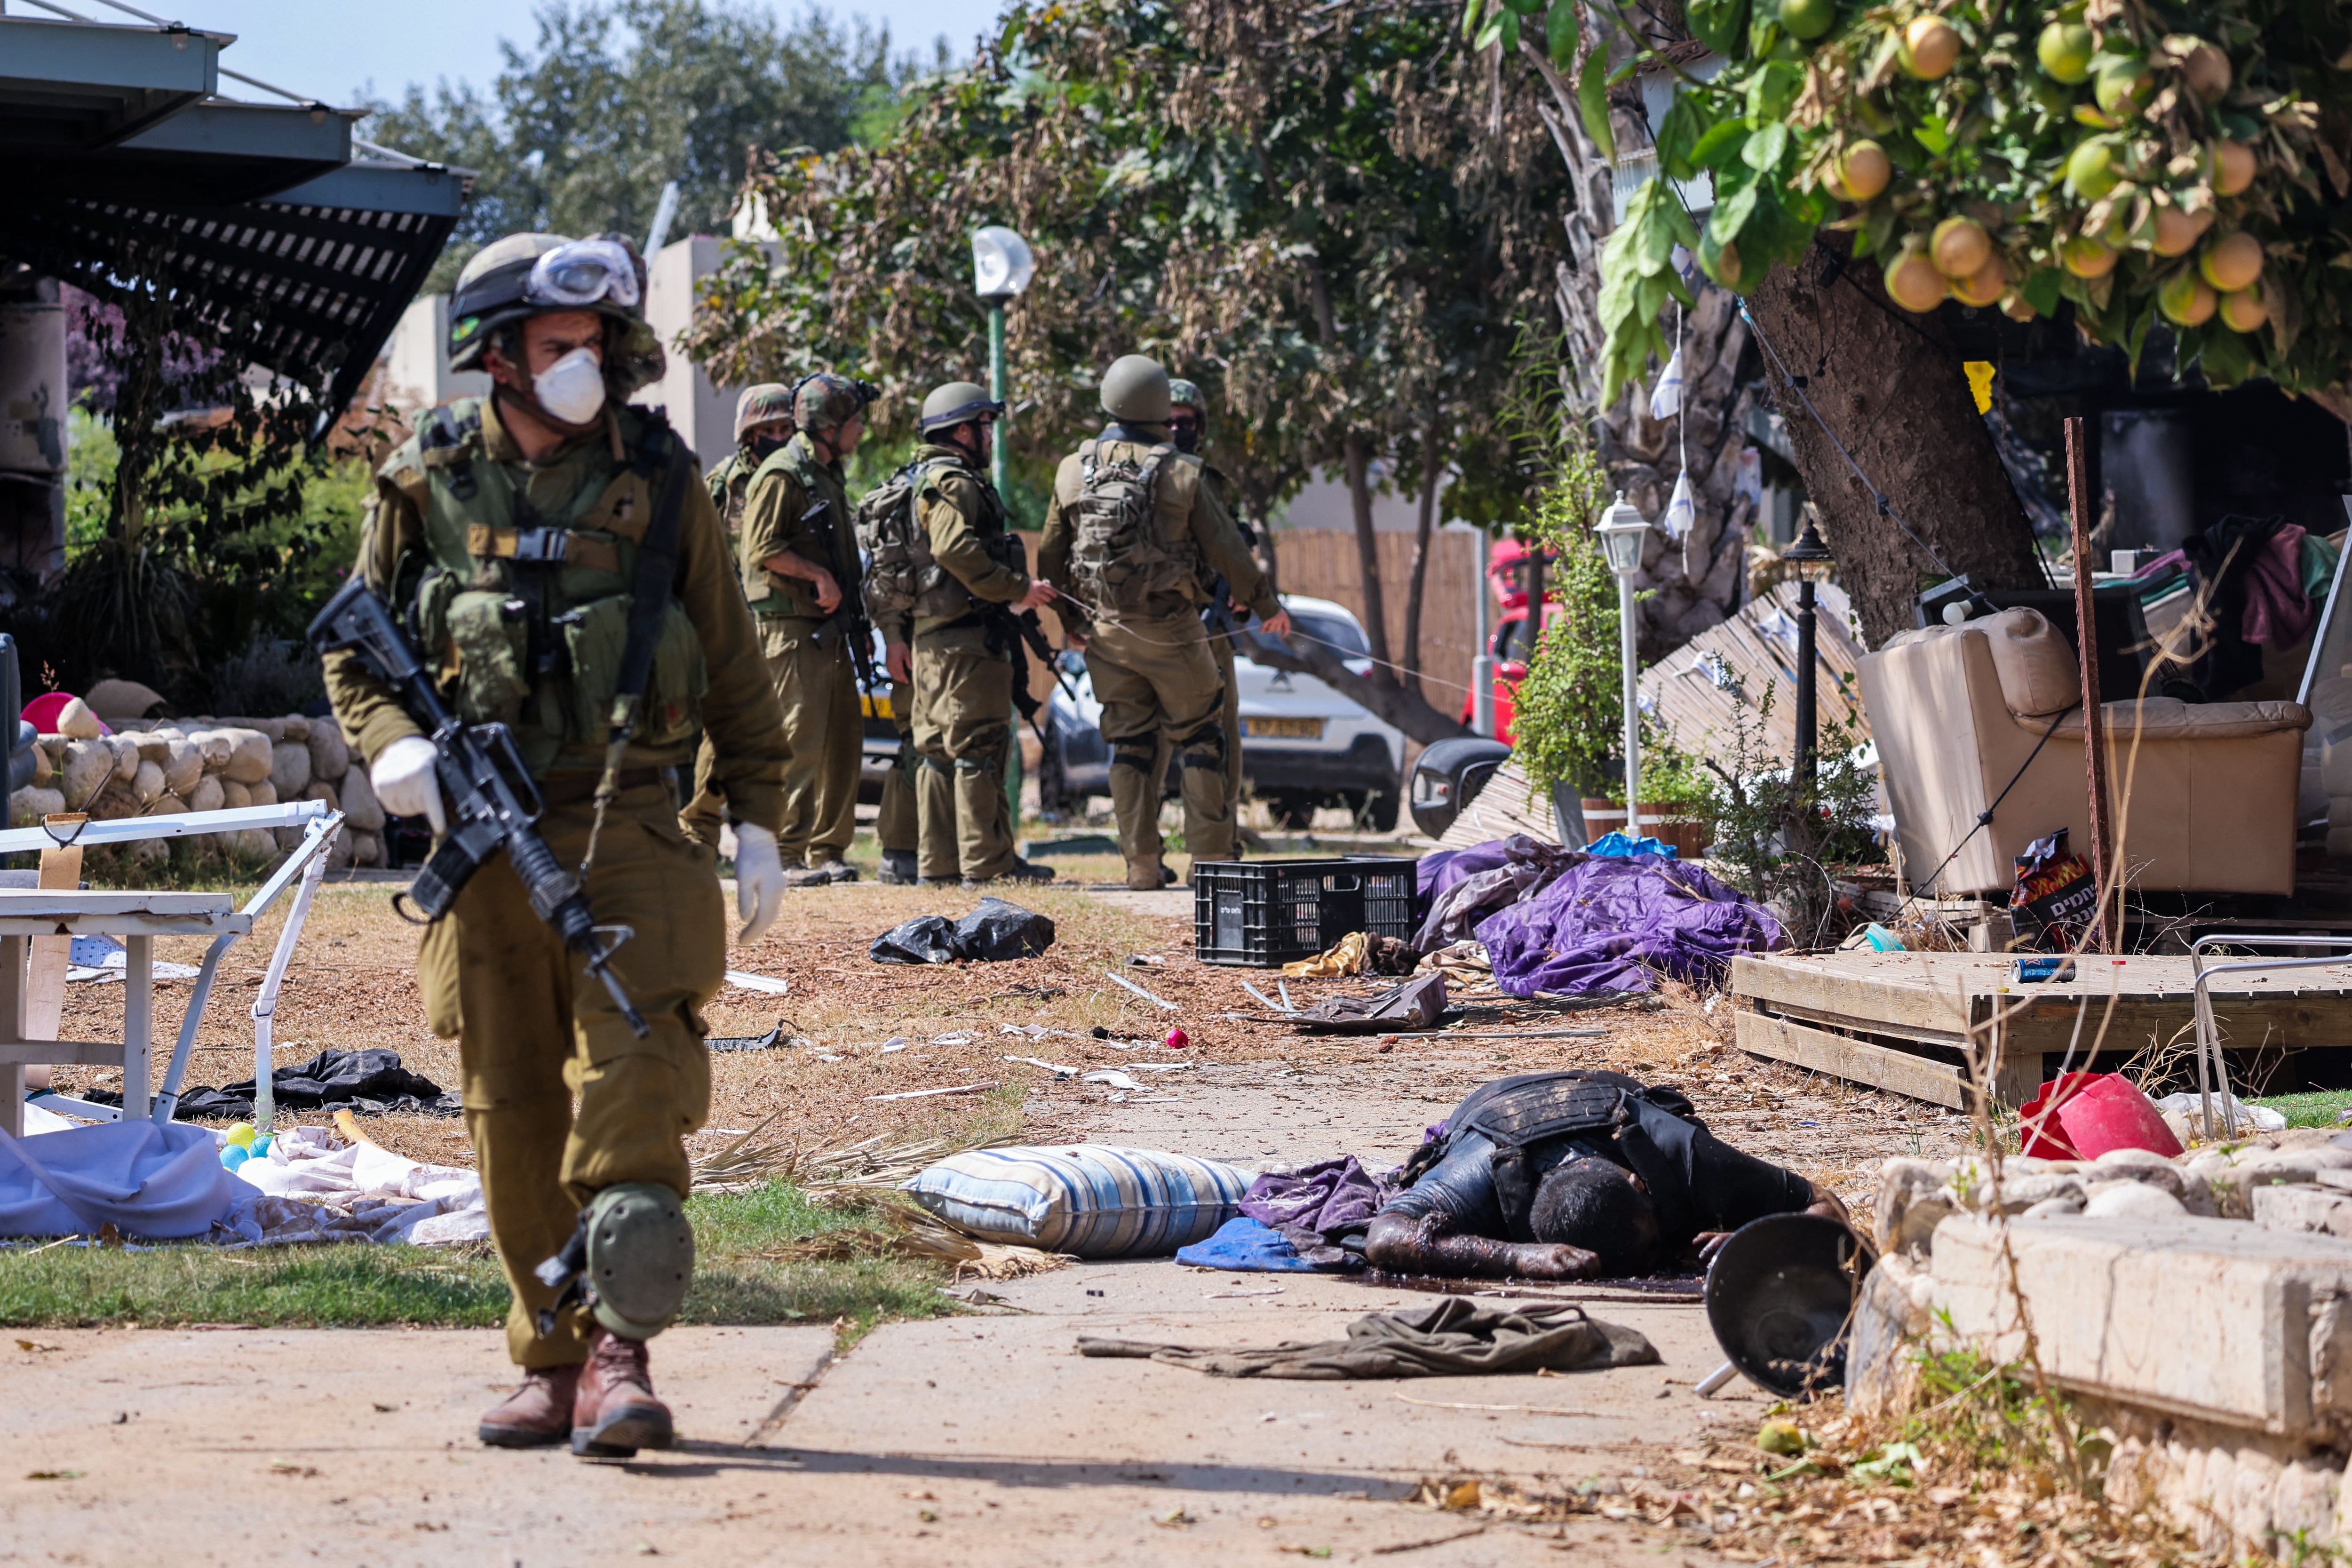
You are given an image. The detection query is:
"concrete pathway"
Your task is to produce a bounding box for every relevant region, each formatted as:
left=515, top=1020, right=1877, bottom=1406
left=2, top=1270, right=1767, bottom=1566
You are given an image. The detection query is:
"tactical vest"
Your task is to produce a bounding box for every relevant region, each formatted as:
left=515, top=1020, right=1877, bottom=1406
left=1404, top=1071, right=1703, bottom=1244
left=742, top=437, right=855, bottom=620
left=707, top=448, right=756, bottom=589
left=858, top=456, right=1012, bottom=623
left=388, top=398, right=708, bottom=775
left=1065, top=438, right=1200, bottom=613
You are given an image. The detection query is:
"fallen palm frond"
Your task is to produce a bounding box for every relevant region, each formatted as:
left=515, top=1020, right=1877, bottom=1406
left=746, top=1198, right=1074, bottom=1281
left=689, top=1114, right=1011, bottom=1196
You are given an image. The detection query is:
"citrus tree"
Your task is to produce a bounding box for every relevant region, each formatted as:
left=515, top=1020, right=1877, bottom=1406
left=1566, top=0, right=2352, bottom=419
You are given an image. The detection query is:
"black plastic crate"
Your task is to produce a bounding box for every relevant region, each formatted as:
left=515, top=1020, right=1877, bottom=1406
left=1192, top=856, right=1423, bottom=967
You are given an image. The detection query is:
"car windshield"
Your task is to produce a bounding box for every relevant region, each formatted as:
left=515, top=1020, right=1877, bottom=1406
left=1249, top=610, right=1367, bottom=661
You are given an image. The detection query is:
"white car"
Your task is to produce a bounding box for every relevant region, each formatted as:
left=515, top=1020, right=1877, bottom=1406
left=1037, top=594, right=1407, bottom=830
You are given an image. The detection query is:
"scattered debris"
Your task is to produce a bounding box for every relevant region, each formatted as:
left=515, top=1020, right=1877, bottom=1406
left=723, top=969, right=791, bottom=995
left=1103, top=968, right=1179, bottom=1011
left=863, top=1082, right=1000, bottom=1103
left=872, top=899, right=1057, bottom=964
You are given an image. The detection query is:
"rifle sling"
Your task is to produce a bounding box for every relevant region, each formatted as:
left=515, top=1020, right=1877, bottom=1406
left=610, top=428, right=691, bottom=736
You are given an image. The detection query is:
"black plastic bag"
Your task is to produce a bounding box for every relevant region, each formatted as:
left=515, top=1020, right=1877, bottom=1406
left=870, top=898, right=1057, bottom=965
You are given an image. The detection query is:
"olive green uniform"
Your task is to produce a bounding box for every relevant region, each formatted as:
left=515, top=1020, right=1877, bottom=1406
left=876, top=678, right=919, bottom=857
left=884, top=442, right=1030, bottom=882
left=681, top=440, right=769, bottom=846
left=740, top=430, right=861, bottom=870
left=324, top=396, right=787, bottom=1369
left=1040, top=429, right=1277, bottom=874
left=1154, top=462, right=1251, bottom=854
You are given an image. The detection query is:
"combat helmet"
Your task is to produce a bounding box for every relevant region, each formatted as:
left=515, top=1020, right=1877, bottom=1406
left=733, top=382, right=795, bottom=444
left=447, top=231, right=664, bottom=395
left=793, top=371, right=879, bottom=435
left=1166, top=377, right=1205, bottom=414
left=1100, top=354, right=1171, bottom=424
left=919, top=381, right=1005, bottom=434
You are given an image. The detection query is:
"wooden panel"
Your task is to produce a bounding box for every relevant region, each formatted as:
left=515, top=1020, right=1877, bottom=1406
left=1639, top=580, right=1871, bottom=760
left=1265, top=527, right=1486, bottom=708
left=1732, top=953, right=1977, bottom=1037
left=1738, top=1010, right=1971, bottom=1109
left=0, top=1041, right=128, bottom=1066
left=1432, top=756, right=1563, bottom=851
left=1738, top=1009, right=2047, bottom=1110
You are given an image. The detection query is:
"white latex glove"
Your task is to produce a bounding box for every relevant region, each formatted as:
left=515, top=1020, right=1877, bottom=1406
left=731, top=821, right=785, bottom=946
left=370, top=734, right=446, bottom=837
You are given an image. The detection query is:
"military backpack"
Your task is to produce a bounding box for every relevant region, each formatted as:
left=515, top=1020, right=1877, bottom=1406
left=1065, top=438, right=1195, bottom=613
left=855, top=459, right=971, bottom=622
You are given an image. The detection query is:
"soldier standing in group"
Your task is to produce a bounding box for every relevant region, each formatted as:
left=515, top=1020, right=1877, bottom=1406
left=874, top=382, right=1057, bottom=887
left=1162, top=376, right=1265, bottom=859
left=873, top=670, right=921, bottom=884
left=681, top=382, right=794, bottom=846
left=1041, top=355, right=1288, bottom=890
left=324, top=231, right=788, bottom=1458
left=739, top=373, right=872, bottom=886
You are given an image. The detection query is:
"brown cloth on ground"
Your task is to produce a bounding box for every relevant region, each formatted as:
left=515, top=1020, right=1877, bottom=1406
left=1074, top=1297, right=1658, bottom=1379
left=1282, top=931, right=1422, bottom=979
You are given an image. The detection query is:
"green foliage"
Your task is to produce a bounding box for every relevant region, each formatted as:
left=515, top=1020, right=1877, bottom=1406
left=1502, top=0, right=2352, bottom=411
left=1506, top=479, right=1629, bottom=797
left=358, top=0, right=934, bottom=293
left=1695, top=672, right=1883, bottom=943
left=684, top=0, right=1572, bottom=534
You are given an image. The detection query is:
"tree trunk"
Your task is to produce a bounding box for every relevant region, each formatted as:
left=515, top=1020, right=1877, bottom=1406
left=1400, top=420, right=1445, bottom=698
left=1342, top=432, right=1396, bottom=683
left=1744, top=239, right=2046, bottom=646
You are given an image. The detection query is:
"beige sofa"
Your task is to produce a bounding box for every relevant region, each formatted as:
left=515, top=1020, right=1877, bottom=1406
left=1857, top=608, right=2310, bottom=897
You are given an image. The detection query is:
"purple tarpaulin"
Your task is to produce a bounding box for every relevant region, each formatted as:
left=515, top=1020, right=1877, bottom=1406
left=1416, top=839, right=1519, bottom=902
left=1475, top=853, right=1781, bottom=997
left=1414, top=835, right=1584, bottom=953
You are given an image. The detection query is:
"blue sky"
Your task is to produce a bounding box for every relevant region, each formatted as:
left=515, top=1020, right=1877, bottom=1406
left=167, top=0, right=983, bottom=108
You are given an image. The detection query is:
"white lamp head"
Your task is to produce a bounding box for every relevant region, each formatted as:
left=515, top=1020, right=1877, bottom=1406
left=971, top=226, right=1035, bottom=302
left=1594, top=491, right=1651, bottom=577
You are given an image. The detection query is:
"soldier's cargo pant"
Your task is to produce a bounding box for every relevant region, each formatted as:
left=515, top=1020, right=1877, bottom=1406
left=1154, top=624, right=1244, bottom=863
left=418, top=783, right=722, bottom=1368
left=877, top=678, right=919, bottom=857
left=911, top=629, right=1017, bottom=882
left=762, top=619, right=860, bottom=867
left=1085, top=610, right=1228, bottom=875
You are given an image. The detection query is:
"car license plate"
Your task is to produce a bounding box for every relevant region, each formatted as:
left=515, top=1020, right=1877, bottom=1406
left=1243, top=717, right=1324, bottom=740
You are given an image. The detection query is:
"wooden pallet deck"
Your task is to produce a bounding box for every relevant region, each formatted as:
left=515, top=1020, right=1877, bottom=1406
left=1731, top=949, right=2352, bottom=1108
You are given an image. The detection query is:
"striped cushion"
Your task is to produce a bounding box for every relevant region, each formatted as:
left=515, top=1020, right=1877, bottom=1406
left=904, top=1145, right=1253, bottom=1258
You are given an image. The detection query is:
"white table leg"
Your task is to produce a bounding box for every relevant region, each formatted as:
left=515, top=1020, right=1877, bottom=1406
left=1, top=934, right=24, bottom=1139
left=123, top=933, right=152, bottom=1121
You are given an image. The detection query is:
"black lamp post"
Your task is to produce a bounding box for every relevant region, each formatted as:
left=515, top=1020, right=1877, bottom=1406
left=1782, top=519, right=1836, bottom=790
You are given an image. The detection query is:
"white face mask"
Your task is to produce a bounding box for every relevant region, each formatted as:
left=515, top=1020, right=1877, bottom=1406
left=532, top=346, right=606, bottom=426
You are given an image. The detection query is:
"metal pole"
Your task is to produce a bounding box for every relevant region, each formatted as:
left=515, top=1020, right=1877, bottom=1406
left=1470, top=527, right=1495, bottom=736
left=987, top=302, right=1009, bottom=495
left=1619, top=572, right=1640, bottom=833
left=1794, top=576, right=1819, bottom=789
left=2064, top=416, right=2112, bottom=953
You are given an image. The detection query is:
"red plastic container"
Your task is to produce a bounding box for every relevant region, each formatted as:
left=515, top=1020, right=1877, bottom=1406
left=2018, top=1071, right=2183, bottom=1161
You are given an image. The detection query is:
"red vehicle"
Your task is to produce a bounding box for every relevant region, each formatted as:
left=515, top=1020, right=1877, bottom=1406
left=1460, top=537, right=1560, bottom=743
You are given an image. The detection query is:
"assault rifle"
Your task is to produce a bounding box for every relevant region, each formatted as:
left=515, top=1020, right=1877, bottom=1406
left=800, top=498, right=882, bottom=698
left=306, top=577, right=649, bottom=1037
left=983, top=604, right=1081, bottom=745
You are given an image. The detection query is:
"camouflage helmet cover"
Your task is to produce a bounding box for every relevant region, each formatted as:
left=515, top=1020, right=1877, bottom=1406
left=1100, top=354, right=1171, bottom=423
left=734, top=383, right=796, bottom=444
left=794, top=371, right=870, bottom=435
left=1166, top=377, right=1205, bottom=414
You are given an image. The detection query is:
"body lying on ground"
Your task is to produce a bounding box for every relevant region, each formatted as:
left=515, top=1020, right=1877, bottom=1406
left=1363, top=1070, right=1846, bottom=1281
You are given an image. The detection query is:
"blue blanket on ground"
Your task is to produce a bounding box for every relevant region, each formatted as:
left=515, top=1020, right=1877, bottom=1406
left=1175, top=1216, right=1320, bottom=1272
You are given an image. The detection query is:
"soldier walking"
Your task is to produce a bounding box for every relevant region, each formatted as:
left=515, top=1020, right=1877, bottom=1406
left=324, top=231, right=788, bottom=1458
left=740, top=373, right=873, bottom=885
left=1041, top=356, right=1287, bottom=889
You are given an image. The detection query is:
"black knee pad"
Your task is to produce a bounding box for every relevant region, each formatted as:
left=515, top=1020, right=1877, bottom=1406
left=1177, top=719, right=1225, bottom=772
left=1109, top=738, right=1159, bottom=777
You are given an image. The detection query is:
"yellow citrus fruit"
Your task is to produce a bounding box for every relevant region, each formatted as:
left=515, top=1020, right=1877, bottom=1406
left=2159, top=271, right=2217, bottom=327
left=1838, top=140, right=1891, bottom=201
left=2066, top=140, right=2119, bottom=200
left=2199, top=231, right=2264, bottom=293
left=2151, top=207, right=2199, bottom=256
left=2063, top=236, right=2118, bottom=278
left=1781, top=0, right=1836, bottom=41
left=2037, top=21, right=2093, bottom=83
left=2181, top=41, right=2231, bottom=102
left=2219, top=288, right=2268, bottom=333
left=1883, top=249, right=1949, bottom=312
left=1901, top=16, right=1960, bottom=79
left=2212, top=139, right=2257, bottom=196
left=2002, top=293, right=2038, bottom=322
left=1931, top=216, right=1992, bottom=279
left=1951, top=256, right=2007, bottom=308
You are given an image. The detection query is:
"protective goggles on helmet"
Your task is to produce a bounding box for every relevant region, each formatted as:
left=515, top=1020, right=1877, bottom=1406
left=525, top=239, right=642, bottom=310
left=919, top=395, right=1006, bottom=432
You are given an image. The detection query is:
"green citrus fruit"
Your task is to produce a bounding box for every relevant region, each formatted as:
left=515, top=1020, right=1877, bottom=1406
left=2037, top=22, right=2093, bottom=83
left=2159, top=271, right=2217, bottom=326
left=2066, top=140, right=2119, bottom=199
left=1780, top=0, right=1836, bottom=41
left=1837, top=140, right=1891, bottom=200
left=2062, top=236, right=2117, bottom=278
left=2094, top=59, right=2151, bottom=119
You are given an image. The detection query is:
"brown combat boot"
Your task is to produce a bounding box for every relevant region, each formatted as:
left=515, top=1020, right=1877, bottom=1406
left=571, top=1327, right=674, bottom=1457
left=477, top=1364, right=581, bottom=1448
left=1126, top=857, right=1165, bottom=891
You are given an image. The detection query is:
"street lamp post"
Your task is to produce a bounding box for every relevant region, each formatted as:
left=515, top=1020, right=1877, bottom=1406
left=969, top=225, right=1035, bottom=496
left=1593, top=493, right=1652, bottom=837
left=1781, top=518, right=1836, bottom=791
left=1470, top=526, right=1495, bottom=737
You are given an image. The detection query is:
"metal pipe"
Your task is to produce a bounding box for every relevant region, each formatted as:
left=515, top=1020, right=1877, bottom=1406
left=1618, top=572, right=1640, bottom=828
left=2188, top=933, right=2352, bottom=1141
left=2064, top=417, right=2113, bottom=952
left=987, top=302, right=1009, bottom=495
left=249, top=819, right=341, bottom=1133
left=1471, top=527, right=1495, bottom=737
